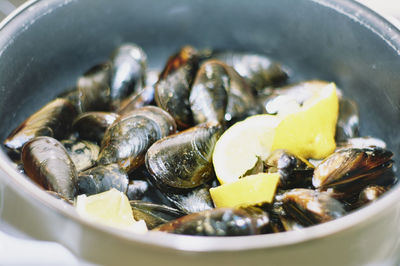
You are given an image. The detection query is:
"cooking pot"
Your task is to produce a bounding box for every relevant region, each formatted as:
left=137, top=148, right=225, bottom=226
left=0, top=0, right=400, bottom=265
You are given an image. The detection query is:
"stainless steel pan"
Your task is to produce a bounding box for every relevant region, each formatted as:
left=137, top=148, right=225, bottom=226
left=0, top=0, right=400, bottom=265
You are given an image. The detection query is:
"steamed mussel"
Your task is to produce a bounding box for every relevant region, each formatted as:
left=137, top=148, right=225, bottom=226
left=3, top=42, right=397, bottom=238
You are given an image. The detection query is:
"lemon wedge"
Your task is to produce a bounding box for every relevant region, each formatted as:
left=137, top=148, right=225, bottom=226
left=210, top=173, right=280, bottom=208
left=212, top=81, right=338, bottom=185
left=76, top=188, right=148, bottom=233
left=271, top=82, right=339, bottom=159
left=212, top=114, right=280, bottom=184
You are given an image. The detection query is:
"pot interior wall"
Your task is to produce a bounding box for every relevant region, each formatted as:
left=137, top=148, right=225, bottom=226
left=0, top=0, right=399, bottom=163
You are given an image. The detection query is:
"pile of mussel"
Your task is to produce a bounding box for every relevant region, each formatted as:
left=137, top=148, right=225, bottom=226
left=3, top=43, right=397, bottom=236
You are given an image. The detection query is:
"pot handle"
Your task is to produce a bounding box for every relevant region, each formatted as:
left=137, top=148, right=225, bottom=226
left=0, top=0, right=17, bottom=21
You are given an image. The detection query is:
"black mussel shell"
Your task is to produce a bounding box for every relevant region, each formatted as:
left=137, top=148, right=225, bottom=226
left=265, top=149, right=314, bottom=189
left=335, top=98, right=360, bottom=142
left=98, top=106, right=176, bottom=173
left=4, top=98, right=77, bottom=155
left=212, top=51, right=288, bottom=93
left=312, top=147, right=394, bottom=196
left=62, top=139, right=99, bottom=172
left=190, top=60, right=228, bottom=126
left=164, top=185, right=214, bottom=214
left=77, top=163, right=128, bottom=196
left=72, top=112, right=119, bottom=144
left=130, top=201, right=185, bottom=229
left=110, top=43, right=147, bottom=108
left=154, top=208, right=260, bottom=236
left=127, top=180, right=150, bottom=201
left=22, top=136, right=77, bottom=199
left=145, top=122, right=222, bottom=192
left=279, top=189, right=345, bottom=226
left=155, top=46, right=199, bottom=129
left=77, top=62, right=112, bottom=113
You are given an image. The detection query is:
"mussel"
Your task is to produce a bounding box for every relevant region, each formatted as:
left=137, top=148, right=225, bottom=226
left=312, top=147, right=395, bottom=197
left=189, top=60, right=229, bottom=125
left=335, top=98, right=360, bottom=142
left=212, top=51, right=288, bottom=93
left=155, top=46, right=199, bottom=128
left=72, top=112, right=119, bottom=144
left=21, top=136, right=77, bottom=199
left=154, top=208, right=261, bottom=236
left=109, top=43, right=147, bottom=108
left=77, top=62, right=112, bottom=113
left=130, top=201, right=185, bottom=229
left=279, top=188, right=345, bottom=226
left=265, top=149, right=314, bottom=189
left=117, top=69, right=159, bottom=115
left=127, top=180, right=150, bottom=200
left=145, top=122, right=222, bottom=192
left=97, top=106, right=176, bottom=173
left=164, top=185, right=214, bottom=214
left=61, top=139, right=99, bottom=172
left=77, top=163, right=128, bottom=196
left=358, top=185, right=387, bottom=206
left=4, top=98, right=77, bottom=155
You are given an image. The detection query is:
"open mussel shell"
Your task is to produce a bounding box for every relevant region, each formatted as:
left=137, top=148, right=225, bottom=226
left=154, top=208, right=261, bottom=236
left=279, top=188, right=346, bottom=226
left=77, top=62, right=112, bottom=113
left=4, top=98, right=77, bottom=155
left=145, top=121, right=222, bottom=192
left=265, top=149, right=314, bottom=189
left=155, top=46, right=199, bottom=129
left=61, top=139, right=99, bottom=172
left=212, top=51, right=288, bottom=93
left=77, top=163, right=128, bottom=196
left=189, top=60, right=229, bottom=125
left=312, top=147, right=395, bottom=196
left=130, top=201, right=185, bottom=230
left=21, top=136, right=78, bottom=200
left=110, top=43, right=147, bottom=108
left=97, top=106, right=176, bottom=173
left=72, top=112, right=119, bottom=144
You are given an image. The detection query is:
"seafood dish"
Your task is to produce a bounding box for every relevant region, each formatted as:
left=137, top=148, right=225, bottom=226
left=3, top=43, right=396, bottom=236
